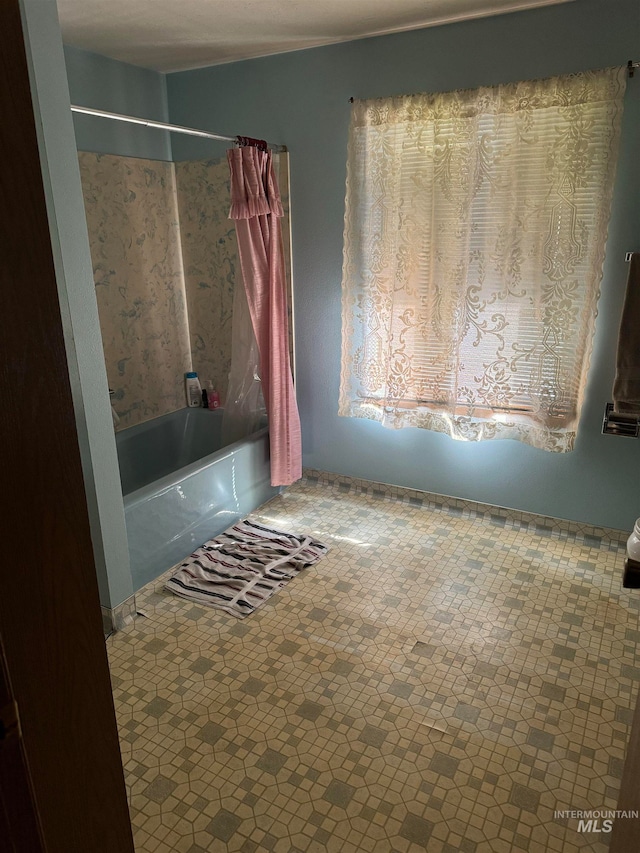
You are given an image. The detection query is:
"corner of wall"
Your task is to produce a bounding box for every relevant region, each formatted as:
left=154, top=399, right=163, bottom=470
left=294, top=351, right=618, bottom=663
left=159, top=70, right=173, bottom=161
left=19, top=0, right=133, bottom=609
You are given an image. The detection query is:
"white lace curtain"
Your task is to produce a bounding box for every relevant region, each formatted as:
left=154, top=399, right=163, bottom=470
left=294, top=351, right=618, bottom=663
left=339, top=68, right=626, bottom=452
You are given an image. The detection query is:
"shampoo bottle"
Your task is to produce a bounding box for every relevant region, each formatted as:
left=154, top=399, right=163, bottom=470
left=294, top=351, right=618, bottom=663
left=185, top=372, right=201, bottom=407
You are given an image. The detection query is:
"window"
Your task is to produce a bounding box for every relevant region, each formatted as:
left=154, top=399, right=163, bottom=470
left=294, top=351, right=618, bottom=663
left=339, top=68, right=625, bottom=452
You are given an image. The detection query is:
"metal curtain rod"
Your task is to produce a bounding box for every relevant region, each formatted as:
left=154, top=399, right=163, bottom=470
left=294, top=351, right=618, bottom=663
left=70, top=105, right=286, bottom=152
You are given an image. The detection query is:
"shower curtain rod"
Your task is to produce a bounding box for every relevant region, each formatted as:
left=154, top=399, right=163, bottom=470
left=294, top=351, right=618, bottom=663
left=70, top=104, right=286, bottom=152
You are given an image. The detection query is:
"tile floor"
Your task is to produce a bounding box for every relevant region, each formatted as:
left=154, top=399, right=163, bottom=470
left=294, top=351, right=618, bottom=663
left=107, top=478, right=640, bottom=853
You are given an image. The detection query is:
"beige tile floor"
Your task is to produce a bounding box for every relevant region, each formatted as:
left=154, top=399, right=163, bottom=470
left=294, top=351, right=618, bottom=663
left=107, top=479, right=640, bottom=853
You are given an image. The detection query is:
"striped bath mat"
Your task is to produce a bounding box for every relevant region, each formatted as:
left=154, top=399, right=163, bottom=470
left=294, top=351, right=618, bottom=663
left=165, top=519, right=328, bottom=618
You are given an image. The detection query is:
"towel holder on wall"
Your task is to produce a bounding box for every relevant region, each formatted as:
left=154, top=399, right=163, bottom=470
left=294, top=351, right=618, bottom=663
left=602, top=403, right=640, bottom=437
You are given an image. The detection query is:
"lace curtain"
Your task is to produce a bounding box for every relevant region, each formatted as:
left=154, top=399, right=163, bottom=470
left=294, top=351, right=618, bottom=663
left=339, top=68, right=626, bottom=452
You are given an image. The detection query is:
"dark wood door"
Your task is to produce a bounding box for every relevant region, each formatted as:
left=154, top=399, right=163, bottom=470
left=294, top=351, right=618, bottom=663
left=0, top=637, right=44, bottom=853
left=610, top=685, right=640, bottom=852
left=0, top=2, right=134, bottom=851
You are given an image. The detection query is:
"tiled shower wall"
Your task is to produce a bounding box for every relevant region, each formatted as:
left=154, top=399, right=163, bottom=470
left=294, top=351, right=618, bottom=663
left=79, top=152, right=191, bottom=429
left=176, top=153, right=293, bottom=401
left=175, top=158, right=239, bottom=405
left=79, top=151, right=292, bottom=430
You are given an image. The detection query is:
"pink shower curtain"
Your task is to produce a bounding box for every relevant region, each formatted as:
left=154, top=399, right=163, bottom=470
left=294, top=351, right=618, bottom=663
left=228, top=145, right=302, bottom=486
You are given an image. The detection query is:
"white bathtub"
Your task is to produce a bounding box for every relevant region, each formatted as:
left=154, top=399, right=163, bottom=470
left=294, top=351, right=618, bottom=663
left=116, top=408, right=278, bottom=591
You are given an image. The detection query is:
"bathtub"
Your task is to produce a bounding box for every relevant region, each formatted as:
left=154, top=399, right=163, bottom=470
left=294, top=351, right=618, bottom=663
left=116, top=408, right=278, bottom=591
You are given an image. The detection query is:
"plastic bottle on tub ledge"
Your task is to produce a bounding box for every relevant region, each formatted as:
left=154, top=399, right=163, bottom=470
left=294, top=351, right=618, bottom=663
left=185, top=372, right=201, bottom=407
left=202, top=379, right=221, bottom=409
left=624, top=519, right=640, bottom=588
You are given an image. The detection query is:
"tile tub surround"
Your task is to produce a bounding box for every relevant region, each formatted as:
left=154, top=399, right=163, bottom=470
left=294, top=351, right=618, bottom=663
left=175, top=157, right=239, bottom=405
left=79, top=152, right=191, bottom=429
left=175, top=152, right=294, bottom=403
left=108, top=480, right=639, bottom=853
left=79, top=150, right=294, bottom=428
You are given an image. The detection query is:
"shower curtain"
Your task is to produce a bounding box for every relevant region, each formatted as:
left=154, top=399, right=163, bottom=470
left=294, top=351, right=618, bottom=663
left=226, top=145, right=302, bottom=487
left=221, top=262, right=265, bottom=448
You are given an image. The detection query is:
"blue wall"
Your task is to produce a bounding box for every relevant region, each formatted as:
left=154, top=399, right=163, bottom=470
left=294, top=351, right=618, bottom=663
left=166, top=0, right=640, bottom=530
left=64, top=44, right=171, bottom=160
left=24, top=5, right=133, bottom=610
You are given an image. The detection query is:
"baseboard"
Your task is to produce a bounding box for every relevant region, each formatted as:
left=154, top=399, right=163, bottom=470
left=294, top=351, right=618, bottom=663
left=101, top=594, right=137, bottom=637
left=301, top=468, right=627, bottom=551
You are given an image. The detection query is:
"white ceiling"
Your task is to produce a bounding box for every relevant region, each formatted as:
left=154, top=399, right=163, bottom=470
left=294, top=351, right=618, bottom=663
left=57, top=0, right=575, bottom=73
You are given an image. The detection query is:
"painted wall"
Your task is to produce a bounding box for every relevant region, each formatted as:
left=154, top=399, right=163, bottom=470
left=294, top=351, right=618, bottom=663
left=167, top=0, right=640, bottom=530
left=64, top=44, right=171, bottom=161
left=20, top=1, right=132, bottom=609
left=79, top=152, right=191, bottom=428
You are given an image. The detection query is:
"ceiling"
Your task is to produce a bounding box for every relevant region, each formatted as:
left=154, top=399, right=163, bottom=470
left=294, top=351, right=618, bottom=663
left=57, top=0, right=575, bottom=73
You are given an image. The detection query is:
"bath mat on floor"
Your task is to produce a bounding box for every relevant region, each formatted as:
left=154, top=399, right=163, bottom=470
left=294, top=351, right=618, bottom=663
left=164, top=518, right=329, bottom=618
